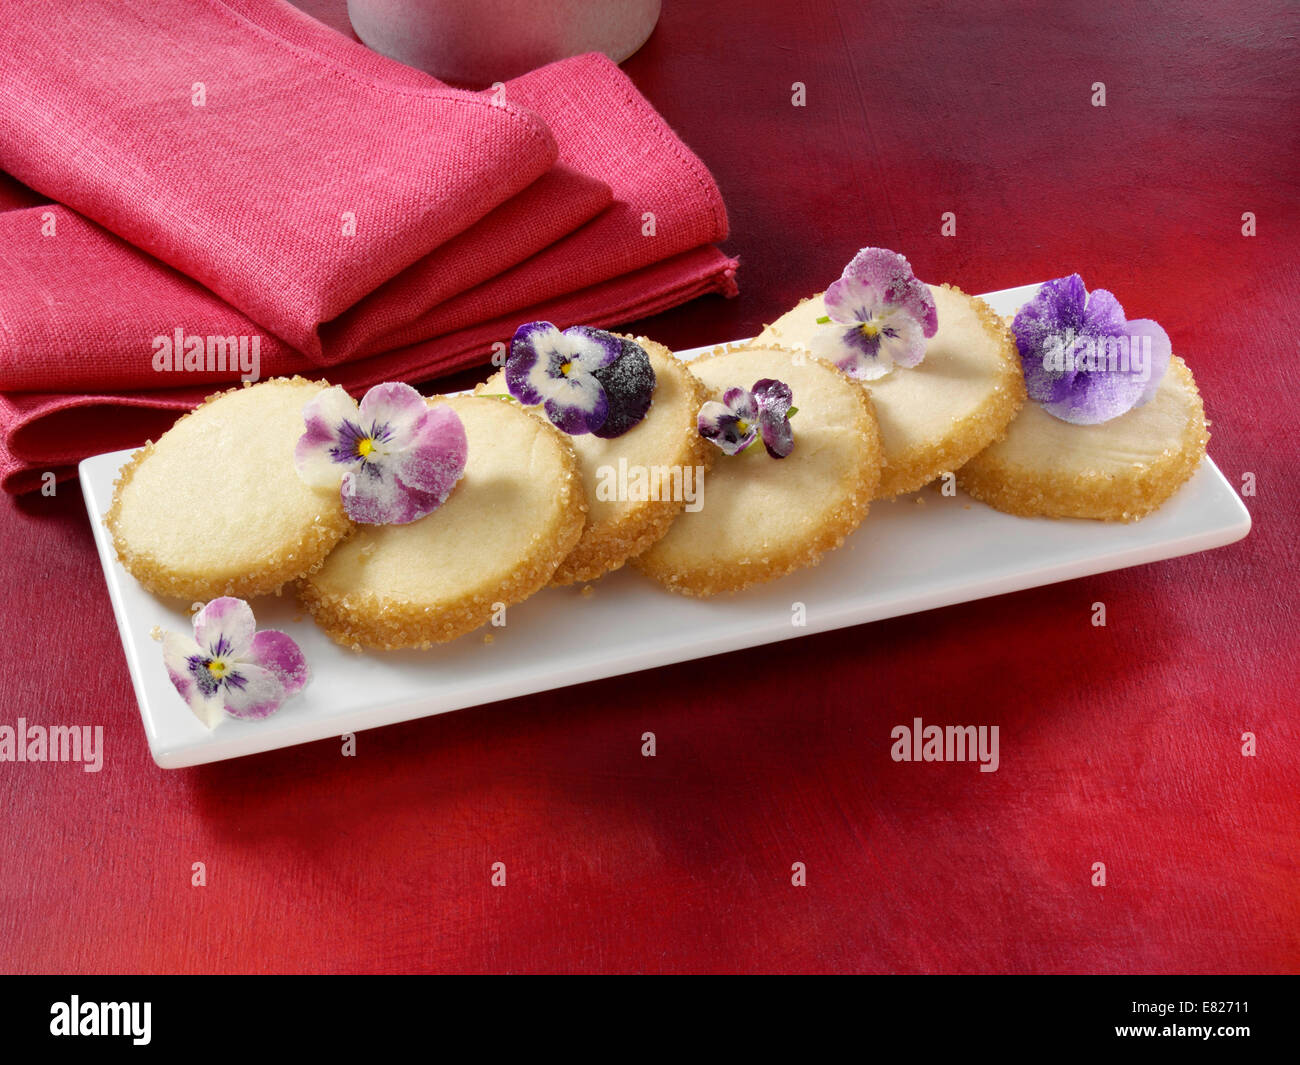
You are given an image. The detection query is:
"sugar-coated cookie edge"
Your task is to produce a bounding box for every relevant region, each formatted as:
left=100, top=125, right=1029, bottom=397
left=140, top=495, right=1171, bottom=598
left=957, top=356, right=1208, bottom=522
left=104, top=376, right=353, bottom=601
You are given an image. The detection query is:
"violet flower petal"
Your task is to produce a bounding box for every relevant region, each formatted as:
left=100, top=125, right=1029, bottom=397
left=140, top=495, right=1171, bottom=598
left=1079, top=284, right=1128, bottom=336
left=162, top=630, right=222, bottom=726
left=1021, top=281, right=1101, bottom=418
left=879, top=311, right=927, bottom=369
left=295, top=385, right=362, bottom=488
left=193, top=596, right=256, bottom=658
left=752, top=378, right=792, bottom=416
left=722, top=386, right=758, bottom=423
left=823, top=272, right=886, bottom=327
left=698, top=398, right=757, bottom=455
left=1013, top=274, right=1088, bottom=404
left=590, top=338, right=656, bottom=439
left=393, top=403, right=468, bottom=502
left=219, top=661, right=288, bottom=721
left=1124, top=318, right=1173, bottom=407
left=356, top=381, right=426, bottom=453
left=341, top=461, right=445, bottom=525
left=752, top=378, right=795, bottom=459
left=1038, top=363, right=1147, bottom=425
left=811, top=324, right=892, bottom=381
left=505, top=321, right=561, bottom=406
left=562, top=325, right=623, bottom=372
left=246, top=629, right=310, bottom=698
left=542, top=373, right=609, bottom=435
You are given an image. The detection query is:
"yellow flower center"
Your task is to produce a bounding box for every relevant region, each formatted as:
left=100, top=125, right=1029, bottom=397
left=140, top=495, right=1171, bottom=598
left=736, top=418, right=751, bottom=436
left=560, top=360, right=573, bottom=376
left=357, top=437, right=374, bottom=457
left=206, top=659, right=228, bottom=678
left=859, top=320, right=881, bottom=340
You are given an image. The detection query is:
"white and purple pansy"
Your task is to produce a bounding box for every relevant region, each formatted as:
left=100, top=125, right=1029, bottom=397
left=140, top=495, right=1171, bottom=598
left=162, top=597, right=308, bottom=729
left=698, top=378, right=796, bottom=459
left=810, top=246, right=939, bottom=381
left=295, top=381, right=467, bottom=525
left=1012, top=274, right=1171, bottom=425
left=505, top=321, right=656, bottom=438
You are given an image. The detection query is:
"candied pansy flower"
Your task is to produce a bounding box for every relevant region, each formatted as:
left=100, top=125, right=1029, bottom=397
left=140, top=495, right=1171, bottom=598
left=698, top=378, right=796, bottom=459
left=162, top=597, right=308, bottom=729
left=1013, top=274, right=1171, bottom=425
left=810, top=246, right=939, bottom=381
left=295, top=381, right=467, bottom=525
left=699, top=386, right=758, bottom=455
left=505, top=322, right=656, bottom=437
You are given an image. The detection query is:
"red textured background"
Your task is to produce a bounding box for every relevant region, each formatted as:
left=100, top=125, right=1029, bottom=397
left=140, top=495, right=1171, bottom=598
left=1, top=0, right=1296, bottom=974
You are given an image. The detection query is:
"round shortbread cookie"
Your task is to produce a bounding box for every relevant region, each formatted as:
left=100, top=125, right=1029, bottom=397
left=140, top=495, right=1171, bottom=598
left=479, top=336, right=714, bottom=585
left=105, top=377, right=352, bottom=601
left=633, top=345, right=882, bottom=597
left=756, top=283, right=1025, bottom=498
left=958, top=355, right=1208, bottom=522
left=299, top=395, right=586, bottom=649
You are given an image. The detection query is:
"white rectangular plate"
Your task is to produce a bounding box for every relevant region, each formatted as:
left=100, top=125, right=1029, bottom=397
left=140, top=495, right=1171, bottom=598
left=80, top=283, right=1251, bottom=767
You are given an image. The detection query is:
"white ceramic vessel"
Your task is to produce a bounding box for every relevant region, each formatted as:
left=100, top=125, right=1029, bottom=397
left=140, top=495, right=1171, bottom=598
left=347, top=0, right=662, bottom=85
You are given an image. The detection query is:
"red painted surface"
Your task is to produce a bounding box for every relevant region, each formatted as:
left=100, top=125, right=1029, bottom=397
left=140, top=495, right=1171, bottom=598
left=1, top=0, right=1296, bottom=973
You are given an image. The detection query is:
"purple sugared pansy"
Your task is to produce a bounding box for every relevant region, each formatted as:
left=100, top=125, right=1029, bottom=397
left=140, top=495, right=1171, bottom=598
left=295, top=381, right=467, bottom=525
left=698, top=378, right=796, bottom=459
left=810, top=247, right=939, bottom=381
left=505, top=322, right=656, bottom=437
left=1012, top=274, right=1171, bottom=425
left=699, top=386, right=758, bottom=455
left=162, top=597, right=308, bottom=729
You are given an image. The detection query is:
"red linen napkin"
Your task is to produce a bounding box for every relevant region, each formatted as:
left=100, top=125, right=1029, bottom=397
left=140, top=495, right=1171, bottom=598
left=0, top=172, right=612, bottom=392
left=0, top=0, right=559, bottom=355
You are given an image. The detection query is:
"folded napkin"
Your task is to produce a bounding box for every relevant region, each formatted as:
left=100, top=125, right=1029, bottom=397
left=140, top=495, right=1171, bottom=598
left=0, top=170, right=612, bottom=392
left=0, top=0, right=737, bottom=492
left=0, top=0, right=562, bottom=356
